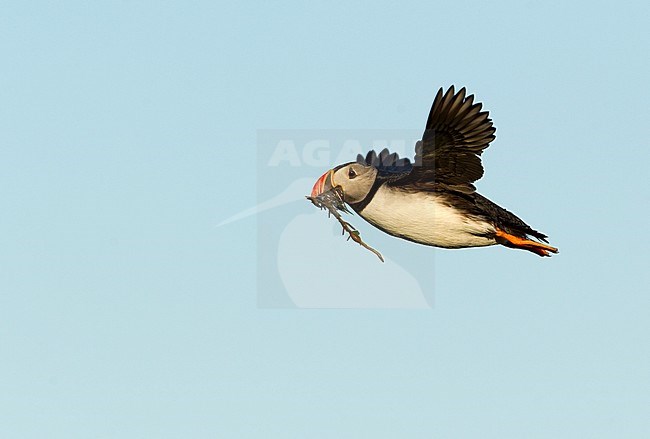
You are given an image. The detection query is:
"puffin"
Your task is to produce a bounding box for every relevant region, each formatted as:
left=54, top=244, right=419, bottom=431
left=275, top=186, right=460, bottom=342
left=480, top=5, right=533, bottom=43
left=310, top=86, right=558, bottom=257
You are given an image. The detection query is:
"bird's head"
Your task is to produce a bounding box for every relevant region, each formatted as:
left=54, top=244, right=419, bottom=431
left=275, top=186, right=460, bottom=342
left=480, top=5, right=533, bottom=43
left=310, top=162, right=377, bottom=204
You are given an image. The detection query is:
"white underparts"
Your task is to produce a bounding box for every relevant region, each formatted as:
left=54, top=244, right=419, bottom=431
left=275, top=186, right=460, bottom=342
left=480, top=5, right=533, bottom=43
left=358, top=186, right=497, bottom=249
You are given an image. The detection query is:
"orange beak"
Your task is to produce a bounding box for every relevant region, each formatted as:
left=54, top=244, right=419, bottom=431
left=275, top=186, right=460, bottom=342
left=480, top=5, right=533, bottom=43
left=310, top=169, right=334, bottom=198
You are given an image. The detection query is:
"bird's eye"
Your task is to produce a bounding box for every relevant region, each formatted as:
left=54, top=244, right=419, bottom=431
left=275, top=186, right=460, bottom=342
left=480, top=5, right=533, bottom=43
left=348, top=168, right=357, bottom=179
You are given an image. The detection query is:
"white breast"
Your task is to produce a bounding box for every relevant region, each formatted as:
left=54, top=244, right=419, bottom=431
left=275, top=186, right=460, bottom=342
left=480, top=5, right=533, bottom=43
left=358, top=186, right=497, bottom=249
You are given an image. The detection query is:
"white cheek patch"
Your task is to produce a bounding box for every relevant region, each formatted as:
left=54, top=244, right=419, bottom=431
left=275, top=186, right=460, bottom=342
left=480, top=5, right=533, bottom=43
left=345, top=175, right=375, bottom=203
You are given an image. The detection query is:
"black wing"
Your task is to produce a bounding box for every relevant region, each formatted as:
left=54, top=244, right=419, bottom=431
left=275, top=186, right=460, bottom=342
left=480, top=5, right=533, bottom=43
left=356, top=148, right=413, bottom=181
left=391, top=86, right=496, bottom=193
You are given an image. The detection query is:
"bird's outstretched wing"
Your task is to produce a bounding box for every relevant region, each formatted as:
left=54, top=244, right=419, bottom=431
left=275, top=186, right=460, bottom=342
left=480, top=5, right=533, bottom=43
left=390, top=86, right=496, bottom=193
left=356, top=148, right=413, bottom=181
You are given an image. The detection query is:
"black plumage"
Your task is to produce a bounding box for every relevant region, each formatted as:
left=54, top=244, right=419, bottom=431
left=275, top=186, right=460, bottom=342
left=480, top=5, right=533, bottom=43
left=355, top=85, right=548, bottom=243
left=398, top=85, right=496, bottom=193
left=356, top=149, right=412, bottom=179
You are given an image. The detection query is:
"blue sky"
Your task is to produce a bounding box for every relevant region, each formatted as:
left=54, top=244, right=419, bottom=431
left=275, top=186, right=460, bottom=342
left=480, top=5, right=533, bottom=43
left=1, top=1, right=649, bottom=437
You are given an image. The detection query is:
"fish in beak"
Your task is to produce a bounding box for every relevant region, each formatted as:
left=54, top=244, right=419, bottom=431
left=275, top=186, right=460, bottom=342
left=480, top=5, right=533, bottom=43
left=310, top=169, right=335, bottom=198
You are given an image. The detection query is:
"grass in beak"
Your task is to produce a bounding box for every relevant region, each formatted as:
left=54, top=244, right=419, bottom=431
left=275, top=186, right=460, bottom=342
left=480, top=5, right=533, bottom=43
left=306, top=187, right=384, bottom=262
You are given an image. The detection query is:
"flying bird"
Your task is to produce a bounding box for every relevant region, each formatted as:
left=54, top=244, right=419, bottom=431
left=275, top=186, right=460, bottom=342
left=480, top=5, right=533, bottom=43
left=310, top=86, right=558, bottom=257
